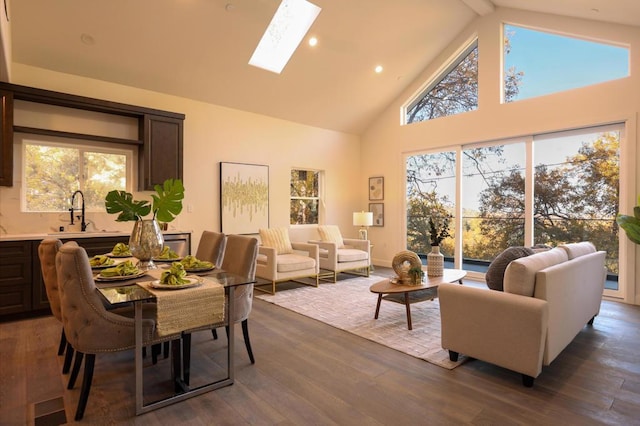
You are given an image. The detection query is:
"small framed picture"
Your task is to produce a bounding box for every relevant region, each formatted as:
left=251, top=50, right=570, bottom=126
left=369, top=203, right=384, bottom=227
left=369, top=176, right=384, bottom=201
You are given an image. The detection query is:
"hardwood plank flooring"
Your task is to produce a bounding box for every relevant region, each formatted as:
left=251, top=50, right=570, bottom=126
left=1, top=269, right=640, bottom=425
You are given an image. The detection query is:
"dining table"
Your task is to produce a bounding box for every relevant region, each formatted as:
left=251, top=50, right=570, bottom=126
left=96, top=260, right=255, bottom=415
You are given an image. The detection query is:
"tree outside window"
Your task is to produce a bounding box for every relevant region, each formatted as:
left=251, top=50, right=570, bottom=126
left=290, top=169, right=320, bottom=225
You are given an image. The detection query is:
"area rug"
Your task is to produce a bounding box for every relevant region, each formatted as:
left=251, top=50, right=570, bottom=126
left=255, top=275, right=467, bottom=369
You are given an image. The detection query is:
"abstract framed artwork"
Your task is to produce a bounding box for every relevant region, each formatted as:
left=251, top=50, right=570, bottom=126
left=369, top=203, right=384, bottom=227
left=220, top=162, right=269, bottom=234
left=369, top=176, right=384, bottom=201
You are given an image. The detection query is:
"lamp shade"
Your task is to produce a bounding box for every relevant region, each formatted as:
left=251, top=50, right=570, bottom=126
left=353, top=211, right=373, bottom=227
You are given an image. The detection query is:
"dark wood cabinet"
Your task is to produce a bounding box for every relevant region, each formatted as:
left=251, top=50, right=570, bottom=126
left=0, top=241, right=32, bottom=315
left=0, top=90, right=12, bottom=186
left=139, top=114, right=183, bottom=190
left=0, top=232, right=191, bottom=321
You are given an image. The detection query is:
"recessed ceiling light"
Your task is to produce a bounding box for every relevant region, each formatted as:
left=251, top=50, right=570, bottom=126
left=375, top=65, right=383, bottom=73
left=309, top=36, right=318, bottom=47
left=80, top=33, right=95, bottom=45
left=249, top=0, right=321, bottom=74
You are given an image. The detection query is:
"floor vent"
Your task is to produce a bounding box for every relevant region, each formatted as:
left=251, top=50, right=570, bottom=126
left=31, top=397, right=67, bottom=426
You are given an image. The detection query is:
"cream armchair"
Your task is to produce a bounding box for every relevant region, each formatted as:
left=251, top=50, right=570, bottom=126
left=256, top=227, right=319, bottom=294
left=311, top=225, right=370, bottom=282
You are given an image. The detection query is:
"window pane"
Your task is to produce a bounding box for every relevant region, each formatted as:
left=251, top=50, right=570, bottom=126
left=290, top=168, right=320, bottom=225
left=290, top=169, right=319, bottom=197
left=84, top=151, right=127, bottom=210
left=406, top=152, right=456, bottom=259
left=290, top=199, right=318, bottom=225
left=534, top=128, right=620, bottom=288
left=462, top=144, right=525, bottom=270
left=406, top=41, right=478, bottom=124
left=25, top=144, right=79, bottom=211
left=504, top=24, right=629, bottom=102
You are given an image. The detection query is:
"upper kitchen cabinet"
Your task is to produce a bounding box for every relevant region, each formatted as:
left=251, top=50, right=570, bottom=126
left=0, top=90, right=12, bottom=186
left=0, top=82, right=185, bottom=188
left=139, top=114, right=184, bottom=190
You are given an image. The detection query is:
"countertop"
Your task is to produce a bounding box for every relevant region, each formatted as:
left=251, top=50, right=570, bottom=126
left=0, top=230, right=191, bottom=242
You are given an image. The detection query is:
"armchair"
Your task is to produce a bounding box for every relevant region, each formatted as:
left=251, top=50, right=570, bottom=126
left=312, top=225, right=370, bottom=282
left=255, top=227, right=319, bottom=294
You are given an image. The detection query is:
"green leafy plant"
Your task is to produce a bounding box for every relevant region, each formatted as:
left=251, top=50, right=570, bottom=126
left=105, top=178, right=184, bottom=222
left=428, top=214, right=451, bottom=246
left=616, top=195, right=640, bottom=245
left=408, top=266, right=425, bottom=284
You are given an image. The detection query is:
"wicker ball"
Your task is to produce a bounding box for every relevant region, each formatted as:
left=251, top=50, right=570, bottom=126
left=392, top=250, right=422, bottom=283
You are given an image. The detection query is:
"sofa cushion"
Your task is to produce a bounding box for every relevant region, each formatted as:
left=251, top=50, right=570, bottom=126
left=318, top=225, right=345, bottom=248
left=486, top=246, right=535, bottom=291
left=504, top=247, right=568, bottom=297
left=275, top=253, right=316, bottom=273
left=337, top=248, right=368, bottom=263
left=559, top=241, right=596, bottom=260
left=259, top=227, right=293, bottom=254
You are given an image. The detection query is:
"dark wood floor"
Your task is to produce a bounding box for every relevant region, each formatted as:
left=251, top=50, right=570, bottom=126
left=2, top=270, right=640, bottom=425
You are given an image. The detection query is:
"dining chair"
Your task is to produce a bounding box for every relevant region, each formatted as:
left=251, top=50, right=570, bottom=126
left=37, top=239, right=73, bottom=372
left=55, top=241, right=180, bottom=421
left=195, top=230, right=226, bottom=269
left=220, top=234, right=259, bottom=364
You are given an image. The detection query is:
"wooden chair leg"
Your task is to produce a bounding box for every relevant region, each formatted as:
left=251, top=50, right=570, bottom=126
left=211, top=329, right=218, bottom=340
left=242, top=319, right=255, bottom=364
left=163, top=341, right=170, bottom=359
left=57, top=329, right=67, bottom=356
left=62, top=344, right=74, bottom=374
left=74, top=353, right=95, bottom=421
left=67, top=351, right=84, bottom=389
left=182, top=334, right=191, bottom=386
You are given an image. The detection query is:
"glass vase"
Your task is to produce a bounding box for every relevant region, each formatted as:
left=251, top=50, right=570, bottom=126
left=129, top=219, right=164, bottom=270
left=427, top=245, right=444, bottom=277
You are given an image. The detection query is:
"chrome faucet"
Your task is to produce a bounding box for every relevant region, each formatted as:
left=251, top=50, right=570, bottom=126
left=70, top=190, right=87, bottom=232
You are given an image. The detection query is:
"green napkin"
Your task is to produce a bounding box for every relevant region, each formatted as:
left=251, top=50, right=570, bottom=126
left=100, top=260, right=140, bottom=277
left=180, top=255, right=213, bottom=269
left=160, top=263, right=189, bottom=285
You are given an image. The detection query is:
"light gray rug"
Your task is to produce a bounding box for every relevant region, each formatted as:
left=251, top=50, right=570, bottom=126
left=255, top=275, right=467, bottom=369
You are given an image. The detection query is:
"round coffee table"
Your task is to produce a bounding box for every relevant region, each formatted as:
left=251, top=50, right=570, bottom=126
left=369, top=269, right=466, bottom=330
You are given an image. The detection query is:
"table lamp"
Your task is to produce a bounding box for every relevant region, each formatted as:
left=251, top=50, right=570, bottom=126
left=353, top=211, right=373, bottom=240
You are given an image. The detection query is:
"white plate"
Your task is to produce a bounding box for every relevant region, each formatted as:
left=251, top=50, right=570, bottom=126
left=148, top=276, right=201, bottom=290
left=91, top=258, right=125, bottom=269
left=184, top=265, right=215, bottom=273
left=105, top=252, right=132, bottom=258
left=152, top=257, right=184, bottom=263
left=96, top=271, right=146, bottom=282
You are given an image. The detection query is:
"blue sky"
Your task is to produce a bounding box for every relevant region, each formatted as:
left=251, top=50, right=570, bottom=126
left=504, top=24, right=629, bottom=100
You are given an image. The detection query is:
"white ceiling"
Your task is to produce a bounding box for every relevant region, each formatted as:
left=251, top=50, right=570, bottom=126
left=8, top=0, right=640, bottom=135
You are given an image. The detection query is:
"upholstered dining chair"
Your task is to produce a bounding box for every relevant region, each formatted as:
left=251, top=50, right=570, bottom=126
left=55, top=241, right=179, bottom=421
left=195, top=230, right=227, bottom=269
left=37, top=239, right=73, bottom=372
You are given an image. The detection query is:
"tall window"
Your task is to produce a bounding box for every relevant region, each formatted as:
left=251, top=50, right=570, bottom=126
left=405, top=124, right=622, bottom=292
left=290, top=169, right=321, bottom=225
left=503, top=24, right=629, bottom=102
left=24, top=139, right=130, bottom=212
left=405, top=39, right=478, bottom=124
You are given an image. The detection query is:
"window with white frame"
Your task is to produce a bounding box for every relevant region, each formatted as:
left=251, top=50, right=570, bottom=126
left=23, top=138, right=131, bottom=212
left=290, top=168, right=321, bottom=225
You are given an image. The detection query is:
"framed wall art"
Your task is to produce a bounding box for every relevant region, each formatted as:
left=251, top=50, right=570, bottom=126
left=369, top=176, right=384, bottom=200
left=369, top=203, right=384, bottom=227
left=220, top=162, right=269, bottom=234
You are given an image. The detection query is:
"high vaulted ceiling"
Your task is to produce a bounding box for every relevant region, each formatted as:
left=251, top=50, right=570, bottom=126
left=8, top=0, right=640, bottom=135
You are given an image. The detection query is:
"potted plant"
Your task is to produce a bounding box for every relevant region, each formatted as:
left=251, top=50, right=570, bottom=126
left=408, top=266, right=425, bottom=285
left=617, top=195, right=640, bottom=244
left=104, top=178, right=184, bottom=269
left=427, top=214, right=451, bottom=277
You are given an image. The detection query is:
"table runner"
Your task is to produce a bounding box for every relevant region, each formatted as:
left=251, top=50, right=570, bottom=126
left=141, top=271, right=225, bottom=337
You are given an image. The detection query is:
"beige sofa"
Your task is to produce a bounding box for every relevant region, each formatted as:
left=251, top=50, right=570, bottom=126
left=439, top=242, right=606, bottom=386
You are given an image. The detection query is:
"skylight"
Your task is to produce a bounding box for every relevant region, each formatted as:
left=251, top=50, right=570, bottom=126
left=249, top=0, right=321, bottom=74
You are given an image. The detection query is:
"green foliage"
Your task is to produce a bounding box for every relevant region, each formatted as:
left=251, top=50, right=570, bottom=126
left=105, top=178, right=184, bottom=222
left=616, top=197, right=640, bottom=245
left=428, top=214, right=451, bottom=246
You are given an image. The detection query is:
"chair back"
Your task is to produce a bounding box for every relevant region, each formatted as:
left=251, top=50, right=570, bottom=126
left=221, top=234, right=258, bottom=322
left=56, top=241, right=145, bottom=353
left=38, top=239, right=63, bottom=322
left=195, top=230, right=226, bottom=268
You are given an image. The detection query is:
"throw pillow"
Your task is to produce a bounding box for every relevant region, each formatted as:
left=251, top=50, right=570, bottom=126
left=485, top=246, right=535, bottom=291
left=318, top=225, right=345, bottom=248
left=558, top=241, right=596, bottom=259
left=259, top=227, right=293, bottom=255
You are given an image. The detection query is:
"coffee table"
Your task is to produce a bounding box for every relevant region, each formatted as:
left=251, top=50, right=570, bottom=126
left=370, top=269, right=466, bottom=330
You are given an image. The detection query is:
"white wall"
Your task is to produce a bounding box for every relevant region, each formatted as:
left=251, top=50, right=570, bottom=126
left=0, top=64, right=364, bottom=250
left=361, top=8, right=640, bottom=304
